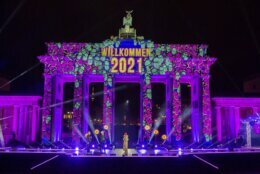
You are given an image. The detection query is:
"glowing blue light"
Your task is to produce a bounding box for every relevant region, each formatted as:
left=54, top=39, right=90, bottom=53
left=105, top=149, right=110, bottom=154
left=90, top=149, right=95, bottom=153
left=142, top=144, right=145, bottom=148
left=140, top=149, right=146, bottom=154
left=104, top=144, right=107, bottom=148
left=92, top=144, right=95, bottom=148
left=75, top=147, right=79, bottom=151
left=190, top=148, right=193, bottom=152
left=154, top=149, right=160, bottom=154
left=75, top=151, right=79, bottom=155
left=178, top=148, right=182, bottom=155
left=154, top=145, right=158, bottom=148
left=62, top=148, right=65, bottom=151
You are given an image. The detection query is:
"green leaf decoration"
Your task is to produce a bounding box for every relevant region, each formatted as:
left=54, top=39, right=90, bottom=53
left=82, top=54, right=88, bottom=61
left=172, top=48, right=177, bottom=55
left=144, top=60, right=151, bottom=66
left=146, top=89, right=152, bottom=99
left=75, top=81, right=79, bottom=88
left=88, top=59, right=93, bottom=65
left=57, top=43, right=62, bottom=48
left=199, top=48, right=204, bottom=56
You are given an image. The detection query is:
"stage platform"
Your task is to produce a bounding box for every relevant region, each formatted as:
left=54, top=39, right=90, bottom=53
left=1, top=148, right=260, bottom=173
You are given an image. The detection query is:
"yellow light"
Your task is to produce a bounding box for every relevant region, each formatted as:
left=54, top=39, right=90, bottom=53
left=144, top=125, right=151, bottom=131
left=153, top=129, right=159, bottom=135
left=161, top=134, right=167, bottom=140
left=103, top=125, right=109, bottom=130
left=94, top=129, right=99, bottom=135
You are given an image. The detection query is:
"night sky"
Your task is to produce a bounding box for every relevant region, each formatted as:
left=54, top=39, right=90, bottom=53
left=1, top=0, right=260, bottom=97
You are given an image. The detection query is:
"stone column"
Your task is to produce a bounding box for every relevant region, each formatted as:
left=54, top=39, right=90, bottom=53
left=215, top=106, right=222, bottom=141
left=42, top=74, right=53, bottom=140
left=72, top=75, right=83, bottom=145
left=245, top=122, right=251, bottom=147
left=0, top=106, right=4, bottom=147
left=234, top=107, right=241, bottom=138
left=23, top=106, right=29, bottom=143
left=31, top=105, right=38, bottom=142
left=82, top=75, right=90, bottom=135
left=12, top=105, right=19, bottom=136
left=172, top=78, right=181, bottom=141
left=139, top=78, right=144, bottom=143
left=202, top=75, right=212, bottom=141
left=229, top=107, right=236, bottom=139
left=191, top=76, right=202, bottom=143
left=18, top=105, right=24, bottom=141
left=165, top=76, right=173, bottom=142
left=52, top=75, right=64, bottom=142
left=103, top=74, right=113, bottom=143
left=142, top=75, right=152, bottom=142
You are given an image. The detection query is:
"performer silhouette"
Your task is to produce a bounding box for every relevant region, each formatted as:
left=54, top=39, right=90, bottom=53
left=123, top=132, right=129, bottom=156
left=99, top=131, right=106, bottom=153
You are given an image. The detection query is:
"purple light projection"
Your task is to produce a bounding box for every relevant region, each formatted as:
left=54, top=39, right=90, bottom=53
left=38, top=39, right=216, bottom=144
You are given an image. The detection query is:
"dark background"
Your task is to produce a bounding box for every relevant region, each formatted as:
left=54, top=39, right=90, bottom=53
left=1, top=0, right=260, bottom=97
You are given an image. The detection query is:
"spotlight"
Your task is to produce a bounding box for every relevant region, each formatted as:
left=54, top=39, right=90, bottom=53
left=161, top=134, right=167, bottom=140
left=144, top=125, right=151, bottom=131
left=105, top=149, right=110, bottom=154
left=103, top=125, right=109, bottom=130
left=94, top=129, right=100, bottom=135
left=142, top=144, right=145, bottom=148
left=75, top=147, right=79, bottom=156
left=153, top=129, right=159, bottom=135
left=178, top=148, right=182, bottom=156
left=154, top=145, right=158, bottom=148
left=92, top=144, right=95, bottom=148
left=126, top=100, right=129, bottom=104
left=154, top=149, right=160, bottom=154
left=140, top=149, right=146, bottom=154
left=104, top=144, right=107, bottom=148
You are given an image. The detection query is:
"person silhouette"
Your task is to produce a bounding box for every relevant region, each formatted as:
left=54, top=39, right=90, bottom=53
left=123, top=132, right=129, bottom=156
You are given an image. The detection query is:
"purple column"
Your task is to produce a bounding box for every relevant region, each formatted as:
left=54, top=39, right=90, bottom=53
left=23, top=106, right=29, bottom=143
left=18, top=105, right=24, bottom=141
left=12, top=105, right=19, bottom=135
left=72, top=76, right=83, bottom=145
left=42, top=74, right=53, bottom=140
left=234, top=107, right=240, bottom=138
left=215, top=106, right=222, bottom=141
left=103, top=74, right=113, bottom=143
left=202, top=75, right=212, bottom=141
left=82, top=75, right=90, bottom=135
left=111, top=75, right=115, bottom=142
left=165, top=76, right=172, bottom=142
left=229, top=107, right=236, bottom=139
left=139, top=79, right=143, bottom=143
left=52, top=75, right=64, bottom=142
left=191, top=76, right=202, bottom=143
left=172, top=78, right=181, bottom=141
left=31, top=105, right=38, bottom=142
left=142, top=77, right=152, bottom=142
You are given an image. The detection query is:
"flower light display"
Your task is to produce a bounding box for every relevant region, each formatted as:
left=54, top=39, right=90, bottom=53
left=39, top=37, right=216, bottom=143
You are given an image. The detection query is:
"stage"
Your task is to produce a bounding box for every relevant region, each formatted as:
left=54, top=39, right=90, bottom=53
left=1, top=148, right=260, bottom=174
